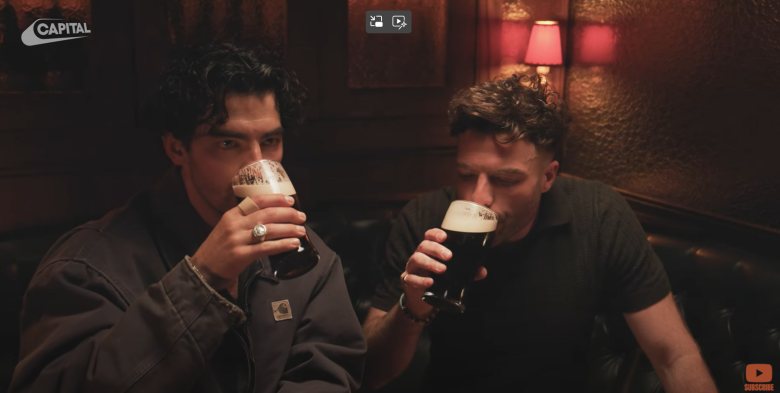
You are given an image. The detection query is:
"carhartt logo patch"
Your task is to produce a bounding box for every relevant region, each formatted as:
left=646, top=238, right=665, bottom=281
left=271, top=300, right=292, bottom=321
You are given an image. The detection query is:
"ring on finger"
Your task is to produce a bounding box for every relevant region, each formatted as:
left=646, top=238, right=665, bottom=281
left=251, top=223, right=268, bottom=242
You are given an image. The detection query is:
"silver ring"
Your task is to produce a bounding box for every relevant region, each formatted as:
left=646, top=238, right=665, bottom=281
left=251, top=224, right=267, bottom=242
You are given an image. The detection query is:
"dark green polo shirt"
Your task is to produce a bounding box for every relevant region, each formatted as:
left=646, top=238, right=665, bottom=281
left=371, top=176, right=671, bottom=392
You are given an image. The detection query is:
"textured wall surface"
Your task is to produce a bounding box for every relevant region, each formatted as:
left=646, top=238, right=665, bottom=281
left=565, top=0, right=780, bottom=230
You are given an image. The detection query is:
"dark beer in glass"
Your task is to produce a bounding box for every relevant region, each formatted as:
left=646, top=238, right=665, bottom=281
left=232, top=160, right=320, bottom=279
left=422, top=200, right=497, bottom=313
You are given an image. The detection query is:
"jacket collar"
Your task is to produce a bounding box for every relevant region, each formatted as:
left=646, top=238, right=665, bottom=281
left=148, top=168, right=275, bottom=281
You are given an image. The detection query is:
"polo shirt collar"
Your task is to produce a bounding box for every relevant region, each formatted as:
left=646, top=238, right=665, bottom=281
left=531, top=177, right=572, bottom=232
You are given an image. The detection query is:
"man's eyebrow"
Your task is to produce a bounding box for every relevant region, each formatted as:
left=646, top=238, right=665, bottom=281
left=492, top=168, right=527, bottom=177
left=206, top=127, right=284, bottom=139
left=457, top=163, right=527, bottom=177
left=260, top=128, right=285, bottom=138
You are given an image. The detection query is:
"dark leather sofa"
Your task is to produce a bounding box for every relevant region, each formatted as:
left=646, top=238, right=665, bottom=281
left=2, top=191, right=779, bottom=393
left=587, top=232, right=780, bottom=393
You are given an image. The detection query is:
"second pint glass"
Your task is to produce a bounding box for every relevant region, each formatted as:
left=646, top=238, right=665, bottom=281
left=422, top=200, right=497, bottom=313
left=232, top=160, right=319, bottom=279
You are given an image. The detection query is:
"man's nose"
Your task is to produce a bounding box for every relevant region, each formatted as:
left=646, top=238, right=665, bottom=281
left=471, top=174, right=493, bottom=207
left=247, top=143, right=264, bottom=162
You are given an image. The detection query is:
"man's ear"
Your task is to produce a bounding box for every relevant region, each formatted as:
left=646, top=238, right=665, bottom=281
left=162, top=133, right=187, bottom=166
left=541, top=159, right=559, bottom=193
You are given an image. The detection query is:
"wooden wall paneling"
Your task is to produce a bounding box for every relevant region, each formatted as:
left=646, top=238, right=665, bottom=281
left=286, top=0, right=477, bottom=213
left=162, top=0, right=286, bottom=50
left=0, top=0, right=91, bottom=93
left=297, top=0, right=476, bottom=118
left=0, top=92, right=89, bottom=130
left=0, top=126, right=161, bottom=172
left=0, top=170, right=157, bottom=233
left=289, top=149, right=458, bottom=207
left=88, top=0, right=136, bottom=127
left=302, top=116, right=453, bottom=155
left=132, top=0, right=171, bottom=120
left=286, top=0, right=322, bottom=120
left=0, top=0, right=136, bottom=130
left=347, top=0, right=447, bottom=88
left=0, top=0, right=164, bottom=235
left=0, top=127, right=166, bottom=234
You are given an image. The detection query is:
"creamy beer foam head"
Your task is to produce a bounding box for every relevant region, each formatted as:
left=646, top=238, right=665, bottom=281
left=232, top=160, right=297, bottom=197
left=233, top=182, right=296, bottom=197
left=441, top=200, right=498, bottom=233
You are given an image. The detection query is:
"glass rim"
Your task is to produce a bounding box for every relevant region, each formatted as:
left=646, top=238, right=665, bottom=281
left=232, top=159, right=293, bottom=190
left=449, top=199, right=498, bottom=218
left=239, top=159, right=281, bottom=169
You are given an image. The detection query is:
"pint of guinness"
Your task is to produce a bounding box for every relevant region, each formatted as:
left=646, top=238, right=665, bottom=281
left=422, top=200, right=497, bottom=313
left=232, top=160, right=320, bottom=279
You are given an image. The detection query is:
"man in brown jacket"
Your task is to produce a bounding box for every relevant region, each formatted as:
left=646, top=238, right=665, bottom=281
left=10, top=43, right=365, bottom=393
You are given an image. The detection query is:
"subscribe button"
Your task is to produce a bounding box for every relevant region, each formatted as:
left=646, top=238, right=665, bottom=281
left=746, top=364, right=774, bottom=392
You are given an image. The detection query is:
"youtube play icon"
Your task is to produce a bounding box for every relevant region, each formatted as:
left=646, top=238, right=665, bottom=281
left=747, top=364, right=773, bottom=383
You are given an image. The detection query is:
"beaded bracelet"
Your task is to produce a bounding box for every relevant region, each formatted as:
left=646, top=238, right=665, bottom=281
left=399, top=293, right=438, bottom=325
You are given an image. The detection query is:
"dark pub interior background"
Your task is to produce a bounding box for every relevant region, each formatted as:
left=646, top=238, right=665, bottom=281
left=1, top=0, right=778, bottom=392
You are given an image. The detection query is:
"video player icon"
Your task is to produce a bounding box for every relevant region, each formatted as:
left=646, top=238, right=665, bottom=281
left=746, top=364, right=773, bottom=383
left=392, top=15, right=406, bottom=29
left=365, top=10, right=411, bottom=34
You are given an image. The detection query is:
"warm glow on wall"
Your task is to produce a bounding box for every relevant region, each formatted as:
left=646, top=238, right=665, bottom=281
left=500, top=20, right=531, bottom=64
left=578, top=24, right=617, bottom=65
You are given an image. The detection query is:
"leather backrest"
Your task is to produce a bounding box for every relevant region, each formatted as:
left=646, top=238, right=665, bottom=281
left=588, top=233, right=780, bottom=393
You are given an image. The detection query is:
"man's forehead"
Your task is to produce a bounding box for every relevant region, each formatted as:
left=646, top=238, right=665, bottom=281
left=192, top=122, right=284, bottom=138
left=189, top=92, right=280, bottom=135
left=458, top=135, right=539, bottom=163
left=224, top=92, right=278, bottom=117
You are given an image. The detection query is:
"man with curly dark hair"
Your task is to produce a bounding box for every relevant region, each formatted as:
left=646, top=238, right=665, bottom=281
left=363, top=74, right=716, bottom=392
left=10, top=43, right=365, bottom=393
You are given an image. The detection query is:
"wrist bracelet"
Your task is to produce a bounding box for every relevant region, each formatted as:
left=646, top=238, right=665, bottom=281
left=186, top=256, right=234, bottom=290
left=399, top=293, right=438, bottom=325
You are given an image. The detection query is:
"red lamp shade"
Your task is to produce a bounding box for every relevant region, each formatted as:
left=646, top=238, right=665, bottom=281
left=524, top=20, right=562, bottom=66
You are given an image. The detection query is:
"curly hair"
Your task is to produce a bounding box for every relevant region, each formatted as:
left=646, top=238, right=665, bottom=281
left=146, top=43, right=307, bottom=145
left=448, top=74, right=568, bottom=160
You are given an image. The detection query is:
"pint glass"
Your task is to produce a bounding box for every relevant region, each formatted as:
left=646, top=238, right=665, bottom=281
left=232, top=160, right=320, bottom=279
left=422, top=200, right=497, bottom=313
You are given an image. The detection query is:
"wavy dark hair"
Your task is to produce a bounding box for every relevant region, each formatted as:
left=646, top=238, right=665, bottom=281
left=448, top=74, right=568, bottom=160
left=145, top=43, right=307, bottom=145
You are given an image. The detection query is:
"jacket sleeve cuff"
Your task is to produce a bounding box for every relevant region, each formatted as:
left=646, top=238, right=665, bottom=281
left=181, top=256, right=245, bottom=321
left=161, top=258, right=246, bottom=355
